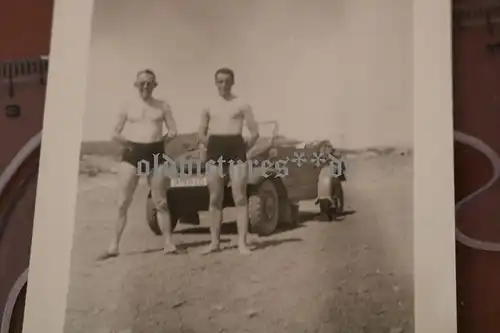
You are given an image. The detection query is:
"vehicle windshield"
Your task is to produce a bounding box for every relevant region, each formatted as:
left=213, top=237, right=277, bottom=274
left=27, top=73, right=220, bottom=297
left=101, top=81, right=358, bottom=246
left=291, top=141, right=304, bottom=149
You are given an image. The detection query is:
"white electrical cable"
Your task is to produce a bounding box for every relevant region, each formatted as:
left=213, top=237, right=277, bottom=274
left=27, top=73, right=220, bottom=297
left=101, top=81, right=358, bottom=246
left=0, top=131, right=42, bottom=333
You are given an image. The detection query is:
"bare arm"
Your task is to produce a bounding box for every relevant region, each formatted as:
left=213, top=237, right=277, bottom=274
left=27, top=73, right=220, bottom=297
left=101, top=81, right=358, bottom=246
left=163, top=101, right=178, bottom=138
left=197, top=108, right=210, bottom=146
left=111, top=107, right=128, bottom=146
left=242, top=104, right=259, bottom=148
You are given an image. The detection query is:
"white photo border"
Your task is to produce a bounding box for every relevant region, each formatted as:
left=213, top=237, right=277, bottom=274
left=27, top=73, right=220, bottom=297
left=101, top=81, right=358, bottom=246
left=414, top=0, right=456, bottom=331
left=21, top=0, right=457, bottom=332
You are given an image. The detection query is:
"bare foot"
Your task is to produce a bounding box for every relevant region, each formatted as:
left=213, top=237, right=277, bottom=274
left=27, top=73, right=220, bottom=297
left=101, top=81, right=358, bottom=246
left=96, top=250, right=119, bottom=261
left=200, top=243, right=221, bottom=255
left=163, top=244, right=187, bottom=255
left=238, top=244, right=253, bottom=255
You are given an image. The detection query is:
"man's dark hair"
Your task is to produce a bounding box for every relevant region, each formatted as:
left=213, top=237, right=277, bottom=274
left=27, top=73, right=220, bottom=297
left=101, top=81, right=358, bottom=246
left=214, top=67, right=235, bottom=82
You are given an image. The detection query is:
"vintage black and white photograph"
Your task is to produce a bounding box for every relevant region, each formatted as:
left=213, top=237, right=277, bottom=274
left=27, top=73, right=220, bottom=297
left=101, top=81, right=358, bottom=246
left=64, top=0, right=413, bottom=332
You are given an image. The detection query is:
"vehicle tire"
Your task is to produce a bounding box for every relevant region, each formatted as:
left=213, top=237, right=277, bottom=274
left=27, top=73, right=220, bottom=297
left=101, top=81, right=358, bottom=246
left=318, top=198, right=333, bottom=221
left=332, top=182, right=344, bottom=214
left=249, top=179, right=280, bottom=236
left=146, top=191, right=178, bottom=235
left=278, top=200, right=300, bottom=226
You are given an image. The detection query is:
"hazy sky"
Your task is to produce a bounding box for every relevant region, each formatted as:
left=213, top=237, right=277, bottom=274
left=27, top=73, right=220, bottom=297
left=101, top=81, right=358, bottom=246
left=82, top=0, right=412, bottom=148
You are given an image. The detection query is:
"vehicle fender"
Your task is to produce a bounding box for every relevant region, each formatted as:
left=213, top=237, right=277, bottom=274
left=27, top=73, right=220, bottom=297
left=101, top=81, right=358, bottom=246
left=247, top=165, right=281, bottom=185
left=247, top=165, right=268, bottom=185
left=246, top=166, right=287, bottom=197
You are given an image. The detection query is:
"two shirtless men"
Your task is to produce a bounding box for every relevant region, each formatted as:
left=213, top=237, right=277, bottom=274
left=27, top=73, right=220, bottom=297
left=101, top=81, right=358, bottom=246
left=98, top=68, right=258, bottom=260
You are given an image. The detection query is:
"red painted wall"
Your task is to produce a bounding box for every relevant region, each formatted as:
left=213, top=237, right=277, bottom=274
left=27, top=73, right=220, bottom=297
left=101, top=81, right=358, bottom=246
left=453, top=15, right=500, bottom=333
left=0, top=82, right=47, bottom=174
left=0, top=0, right=53, bottom=60
left=0, top=0, right=53, bottom=332
left=0, top=0, right=53, bottom=170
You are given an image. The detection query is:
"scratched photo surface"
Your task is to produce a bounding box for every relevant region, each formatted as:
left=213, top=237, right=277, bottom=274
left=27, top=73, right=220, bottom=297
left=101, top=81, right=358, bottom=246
left=64, top=1, right=413, bottom=332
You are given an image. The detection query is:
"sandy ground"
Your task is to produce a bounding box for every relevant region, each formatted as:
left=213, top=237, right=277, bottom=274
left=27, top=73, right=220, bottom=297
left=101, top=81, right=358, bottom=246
left=64, top=153, right=413, bottom=333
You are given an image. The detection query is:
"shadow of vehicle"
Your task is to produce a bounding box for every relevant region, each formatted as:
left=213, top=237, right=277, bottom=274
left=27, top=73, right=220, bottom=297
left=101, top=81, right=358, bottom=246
left=176, top=220, right=305, bottom=236
left=298, top=208, right=357, bottom=223
left=125, top=237, right=302, bottom=255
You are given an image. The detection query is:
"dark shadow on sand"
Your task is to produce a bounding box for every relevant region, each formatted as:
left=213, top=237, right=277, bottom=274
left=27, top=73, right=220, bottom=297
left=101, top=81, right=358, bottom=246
left=211, top=237, right=303, bottom=252
left=175, top=209, right=357, bottom=236
left=298, top=211, right=318, bottom=222
left=125, top=239, right=232, bottom=256
left=252, top=237, right=302, bottom=250
left=301, top=209, right=357, bottom=222
left=177, top=220, right=305, bottom=236
left=122, top=237, right=301, bottom=256
left=334, top=210, right=356, bottom=220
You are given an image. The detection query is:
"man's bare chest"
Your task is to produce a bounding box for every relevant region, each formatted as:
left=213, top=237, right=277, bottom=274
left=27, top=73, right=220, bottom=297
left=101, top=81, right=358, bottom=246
left=208, top=102, right=244, bottom=121
left=126, top=104, right=163, bottom=124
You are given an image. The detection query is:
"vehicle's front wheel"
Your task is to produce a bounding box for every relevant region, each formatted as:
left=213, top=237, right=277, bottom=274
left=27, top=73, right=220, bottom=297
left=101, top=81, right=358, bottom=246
left=248, top=179, right=280, bottom=236
left=146, top=191, right=178, bottom=235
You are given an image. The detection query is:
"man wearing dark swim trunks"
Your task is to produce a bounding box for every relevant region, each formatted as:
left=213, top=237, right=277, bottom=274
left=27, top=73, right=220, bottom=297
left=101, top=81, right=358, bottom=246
left=197, top=68, right=259, bottom=255
left=98, top=69, right=178, bottom=260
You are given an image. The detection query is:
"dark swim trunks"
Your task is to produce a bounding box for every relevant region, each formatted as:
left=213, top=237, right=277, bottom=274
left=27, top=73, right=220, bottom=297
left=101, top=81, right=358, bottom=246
left=206, top=135, right=247, bottom=166
left=121, top=140, right=165, bottom=170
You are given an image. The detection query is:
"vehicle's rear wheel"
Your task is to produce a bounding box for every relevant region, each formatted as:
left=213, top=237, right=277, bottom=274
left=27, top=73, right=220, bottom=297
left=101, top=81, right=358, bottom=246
left=332, top=181, right=344, bottom=214
left=318, top=198, right=333, bottom=221
left=278, top=200, right=300, bottom=226
left=146, top=191, right=178, bottom=235
left=249, top=179, right=280, bottom=236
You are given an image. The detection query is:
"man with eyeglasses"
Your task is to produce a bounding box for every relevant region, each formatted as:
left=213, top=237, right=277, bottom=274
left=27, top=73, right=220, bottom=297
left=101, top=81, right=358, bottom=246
left=97, top=69, right=179, bottom=260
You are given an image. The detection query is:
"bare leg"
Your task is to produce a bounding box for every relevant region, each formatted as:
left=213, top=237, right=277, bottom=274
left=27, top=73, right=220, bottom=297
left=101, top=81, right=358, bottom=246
left=147, top=172, right=153, bottom=189
left=97, top=162, right=138, bottom=260
left=230, top=162, right=252, bottom=254
left=150, top=163, right=180, bottom=254
left=201, top=163, right=225, bottom=254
